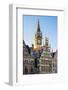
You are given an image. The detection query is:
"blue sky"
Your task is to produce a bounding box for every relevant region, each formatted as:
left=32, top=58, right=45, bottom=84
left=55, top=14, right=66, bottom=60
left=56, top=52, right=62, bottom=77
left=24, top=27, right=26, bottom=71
left=23, top=15, right=57, bottom=51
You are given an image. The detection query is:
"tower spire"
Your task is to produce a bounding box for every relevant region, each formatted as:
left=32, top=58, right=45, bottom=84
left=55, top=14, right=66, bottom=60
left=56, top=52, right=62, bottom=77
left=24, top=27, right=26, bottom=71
left=37, top=19, right=40, bottom=32
left=34, top=19, right=42, bottom=49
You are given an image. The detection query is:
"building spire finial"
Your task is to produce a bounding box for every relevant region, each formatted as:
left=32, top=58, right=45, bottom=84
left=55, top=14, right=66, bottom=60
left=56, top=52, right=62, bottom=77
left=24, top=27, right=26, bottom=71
left=37, top=19, right=40, bottom=32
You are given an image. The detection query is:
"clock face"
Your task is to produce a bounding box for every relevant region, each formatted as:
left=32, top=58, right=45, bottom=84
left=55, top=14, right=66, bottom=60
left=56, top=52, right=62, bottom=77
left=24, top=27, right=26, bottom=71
left=37, top=40, right=41, bottom=44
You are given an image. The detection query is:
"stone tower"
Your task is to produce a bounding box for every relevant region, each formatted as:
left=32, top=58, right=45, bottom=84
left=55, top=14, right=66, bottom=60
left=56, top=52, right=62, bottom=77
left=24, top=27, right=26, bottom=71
left=34, top=20, right=42, bottom=50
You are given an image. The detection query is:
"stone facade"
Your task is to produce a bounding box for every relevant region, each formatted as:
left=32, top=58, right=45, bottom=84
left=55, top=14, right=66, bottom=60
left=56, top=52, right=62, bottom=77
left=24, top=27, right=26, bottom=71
left=52, top=51, right=57, bottom=73
left=39, top=37, right=52, bottom=73
left=23, top=41, right=35, bottom=74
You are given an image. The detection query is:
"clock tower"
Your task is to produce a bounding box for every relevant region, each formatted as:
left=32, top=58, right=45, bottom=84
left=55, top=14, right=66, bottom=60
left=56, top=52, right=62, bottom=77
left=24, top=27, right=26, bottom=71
left=34, top=20, right=42, bottom=50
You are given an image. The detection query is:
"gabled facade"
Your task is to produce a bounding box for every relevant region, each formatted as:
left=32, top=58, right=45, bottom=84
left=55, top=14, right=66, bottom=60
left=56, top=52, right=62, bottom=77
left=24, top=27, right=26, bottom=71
left=23, top=41, right=35, bottom=74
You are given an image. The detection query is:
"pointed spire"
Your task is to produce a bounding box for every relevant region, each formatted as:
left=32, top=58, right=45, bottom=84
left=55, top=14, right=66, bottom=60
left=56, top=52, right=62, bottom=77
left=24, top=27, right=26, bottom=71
left=37, top=19, right=40, bottom=32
